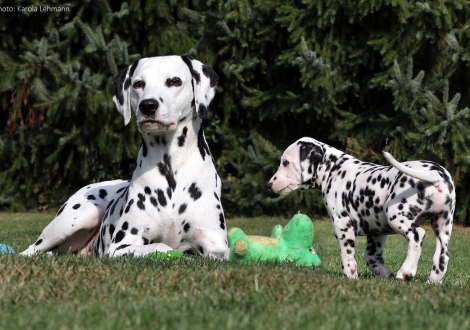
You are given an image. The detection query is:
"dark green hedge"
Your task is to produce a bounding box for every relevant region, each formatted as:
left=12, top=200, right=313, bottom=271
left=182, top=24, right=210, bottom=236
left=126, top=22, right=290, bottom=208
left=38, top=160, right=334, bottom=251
left=1, top=0, right=470, bottom=223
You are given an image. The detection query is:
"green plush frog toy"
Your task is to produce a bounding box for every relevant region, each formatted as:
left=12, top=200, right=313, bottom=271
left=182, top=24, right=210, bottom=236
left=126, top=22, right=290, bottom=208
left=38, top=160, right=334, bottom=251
left=228, top=213, right=321, bottom=266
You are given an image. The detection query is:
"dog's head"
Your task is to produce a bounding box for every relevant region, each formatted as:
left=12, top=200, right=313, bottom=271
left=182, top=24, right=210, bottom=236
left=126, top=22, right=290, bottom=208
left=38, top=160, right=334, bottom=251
left=110, top=55, right=218, bottom=133
left=268, top=137, right=324, bottom=195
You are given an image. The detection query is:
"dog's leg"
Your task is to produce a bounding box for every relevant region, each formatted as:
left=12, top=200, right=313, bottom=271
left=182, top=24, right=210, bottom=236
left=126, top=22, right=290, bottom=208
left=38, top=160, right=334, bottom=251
left=364, top=235, right=394, bottom=279
left=333, top=219, right=358, bottom=279
left=395, top=226, right=426, bottom=282
left=428, top=213, right=453, bottom=283
left=20, top=201, right=106, bottom=256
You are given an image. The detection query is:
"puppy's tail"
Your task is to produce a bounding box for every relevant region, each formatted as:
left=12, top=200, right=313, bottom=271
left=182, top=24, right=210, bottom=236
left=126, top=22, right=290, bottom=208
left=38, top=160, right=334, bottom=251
left=382, top=151, right=441, bottom=184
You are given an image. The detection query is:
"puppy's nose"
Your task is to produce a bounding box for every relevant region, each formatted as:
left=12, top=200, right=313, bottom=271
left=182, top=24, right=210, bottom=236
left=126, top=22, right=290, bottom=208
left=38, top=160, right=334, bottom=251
left=267, top=181, right=273, bottom=189
left=139, top=99, right=159, bottom=116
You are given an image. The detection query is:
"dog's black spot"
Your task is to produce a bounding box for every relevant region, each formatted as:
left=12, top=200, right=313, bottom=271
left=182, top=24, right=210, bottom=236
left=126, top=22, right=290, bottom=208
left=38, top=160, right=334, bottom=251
left=131, top=228, right=138, bottom=235
left=197, top=122, right=211, bottom=161
left=202, top=64, right=219, bottom=87
left=137, top=193, right=146, bottom=210
left=219, top=213, right=226, bottom=230
left=198, top=104, right=208, bottom=119
left=158, top=154, right=177, bottom=193
left=72, top=203, right=81, bottom=210
left=214, top=192, right=220, bottom=201
left=144, top=186, right=151, bottom=195
left=108, top=224, right=115, bottom=236
left=109, top=199, right=117, bottom=215
left=142, top=138, right=148, bottom=158
left=179, top=203, right=187, bottom=215
left=178, top=126, right=188, bottom=147
left=116, top=244, right=130, bottom=251
left=121, top=222, right=129, bottom=231
left=157, top=189, right=167, bottom=207
left=188, top=183, right=202, bottom=201
left=35, top=239, right=43, bottom=246
left=142, top=237, right=149, bottom=245
left=184, top=222, right=191, bottom=233
left=57, top=203, right=67, bottom=216
left=150, top=197, right=158, bottom=207
left=99, top=189, right=108, bottom=199
left=125, top=199, right=134, bottom=213
left=87, top=195, right=96, bottom=200
left=198, top=245, right=204, bottom=254
left=115, top=231, right=125, bottom=243
left=116, top=186, right=127, bottom=194
left=111, top=68, right=128, bottom=105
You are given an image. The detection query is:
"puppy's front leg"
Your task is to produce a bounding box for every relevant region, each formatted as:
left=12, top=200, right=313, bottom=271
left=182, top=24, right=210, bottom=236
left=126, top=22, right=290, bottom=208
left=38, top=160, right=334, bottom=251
left=333, top=218, right=358, bottom=279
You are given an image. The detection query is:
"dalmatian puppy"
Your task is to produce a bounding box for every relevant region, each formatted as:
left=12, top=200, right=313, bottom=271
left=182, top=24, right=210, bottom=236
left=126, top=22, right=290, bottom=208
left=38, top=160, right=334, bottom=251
left=21, top=55, right=228, bottom=259
left=268, top=137, right=455, bottom=283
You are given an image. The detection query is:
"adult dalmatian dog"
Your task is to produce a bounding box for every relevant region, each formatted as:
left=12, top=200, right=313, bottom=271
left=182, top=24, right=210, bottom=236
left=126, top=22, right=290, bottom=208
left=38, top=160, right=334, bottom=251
left=21, top=55, right=229, bottom=259
left=268, top=137, right=455, bottom=283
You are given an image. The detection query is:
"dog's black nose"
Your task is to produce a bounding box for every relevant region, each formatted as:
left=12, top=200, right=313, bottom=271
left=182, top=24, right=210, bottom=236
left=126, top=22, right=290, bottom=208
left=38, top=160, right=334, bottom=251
left=267, top=182, right=273, bottom=189
left=139, top=99, right=159, bottom=116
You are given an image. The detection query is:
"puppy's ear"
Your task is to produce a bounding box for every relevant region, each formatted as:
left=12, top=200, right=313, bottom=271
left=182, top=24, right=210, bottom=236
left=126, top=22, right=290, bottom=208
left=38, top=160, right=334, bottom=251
left=110, top=59, right=140, bottom=126
left=298, top=141, right=324, bottom=187
left=181, top=55, right=219, bottom=119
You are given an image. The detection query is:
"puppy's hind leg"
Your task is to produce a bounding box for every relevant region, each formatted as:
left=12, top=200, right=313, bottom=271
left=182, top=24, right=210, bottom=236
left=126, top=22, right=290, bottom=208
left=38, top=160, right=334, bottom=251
left=428, top=212, right=453, bottom=283
left=364, top=235, right=394, bottom=279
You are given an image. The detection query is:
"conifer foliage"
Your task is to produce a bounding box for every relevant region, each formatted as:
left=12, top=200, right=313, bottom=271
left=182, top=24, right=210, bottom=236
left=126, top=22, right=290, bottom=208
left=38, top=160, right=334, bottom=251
left=1, top=1, right=470, bottom=223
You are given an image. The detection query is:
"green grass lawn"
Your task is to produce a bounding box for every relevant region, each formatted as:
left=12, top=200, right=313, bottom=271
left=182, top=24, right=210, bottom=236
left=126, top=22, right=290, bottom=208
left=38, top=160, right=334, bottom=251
left=1, top=212, right=469, bottom=330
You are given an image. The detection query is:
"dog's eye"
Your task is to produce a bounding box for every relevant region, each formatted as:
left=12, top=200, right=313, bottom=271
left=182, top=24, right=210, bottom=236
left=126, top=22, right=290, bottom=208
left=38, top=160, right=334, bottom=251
left=282, top=159, right=290, bottom=167
left=166, top=77, right=182, bottom=87
left=133, top=81, right=145, bottom=89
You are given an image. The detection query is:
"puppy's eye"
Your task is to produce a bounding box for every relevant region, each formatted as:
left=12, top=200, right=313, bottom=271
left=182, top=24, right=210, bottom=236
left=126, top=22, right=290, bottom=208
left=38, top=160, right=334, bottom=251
left=133, top=81, right=145, bottom=89
left=282, top=159, right=290, bottom=166
left=166, top=77, right=182, bottom=87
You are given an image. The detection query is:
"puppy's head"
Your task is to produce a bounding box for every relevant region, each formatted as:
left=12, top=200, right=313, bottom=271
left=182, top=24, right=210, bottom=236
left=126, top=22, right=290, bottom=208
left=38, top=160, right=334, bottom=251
left=110, top=55, right=218, bottom=134
left=268, top=138, right=324, bottom=195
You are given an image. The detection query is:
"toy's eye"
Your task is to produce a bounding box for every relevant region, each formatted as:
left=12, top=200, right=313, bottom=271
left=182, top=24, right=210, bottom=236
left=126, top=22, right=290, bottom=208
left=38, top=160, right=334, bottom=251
left=166, top=77, right=182, bottom=87
left=133, top=81, right=145, bottom=89
left=282, top=159, right=290, bottom=167
left=309, top=247, right=316, bottom=255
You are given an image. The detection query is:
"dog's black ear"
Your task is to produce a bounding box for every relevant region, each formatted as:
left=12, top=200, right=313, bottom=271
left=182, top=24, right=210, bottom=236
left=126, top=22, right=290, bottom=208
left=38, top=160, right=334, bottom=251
left=110, top=59, right=140, bottom=126
left=181, top=55, right=219, bottom=119
left=298, top=140, right=324, bottom=186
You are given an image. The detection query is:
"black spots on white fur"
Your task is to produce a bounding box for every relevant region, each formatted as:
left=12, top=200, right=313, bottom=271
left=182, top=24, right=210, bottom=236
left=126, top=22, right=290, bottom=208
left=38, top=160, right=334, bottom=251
left=214, top=192, right=220, bottom=201
left=116, top=244, right=130, bottom=251
left=184, top=222, right=191, bottom=233
left=178, top=126, right=188, bottom=147
left=99, top=189, right=108, bottom=199
left=87, top=195, right=96, bottom=200
left=114, top=230, right=125, bottom=243
left=111, top=67, right=128, bottom=106
left=109, top=224, right=115, bottom=238
left=121, top=221, right=129, bottom=231
left=116, top=186, right=127, bottom=194
left=198, top=104, right=208, bottom=119
left=35, top=239, right=43, bottom=246
left=137, top=193, right=146, bottom=210
left=157, top=189, right=167, bottom=207
left=57, top=203, right=67, bottom=216
left=125, top=199, right=134, bottom=213
left=188, top=183, right=202, bottom=201
left=142, top=138, right=148, bottom=158
left=150, top=196, right=158, bottom=207
left=157, top=154, right=177, bottom=194
left=197, top=122, right=211, bottom=161
left=131, top=227, right=138, bottom=235
left=154, top=135, right=167, bottom=146
left=202, top=64, right=219, bottom=88
left=144, top=186, right=151, bottom=195
left=219, top=213, right=226, bottom=230
left=72, top=203, right=81, bottom=210
left=179, top=203, right=187, bottom=215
